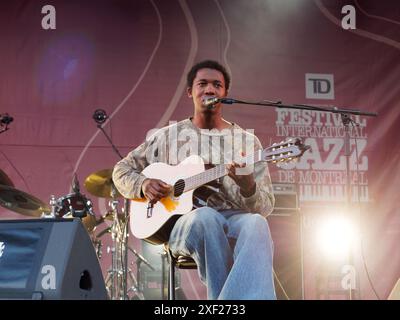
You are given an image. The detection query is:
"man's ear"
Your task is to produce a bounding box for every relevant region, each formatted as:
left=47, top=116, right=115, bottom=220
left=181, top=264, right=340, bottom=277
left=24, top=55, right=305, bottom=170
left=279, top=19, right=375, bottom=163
left=187, top=87, right=193, bottom=98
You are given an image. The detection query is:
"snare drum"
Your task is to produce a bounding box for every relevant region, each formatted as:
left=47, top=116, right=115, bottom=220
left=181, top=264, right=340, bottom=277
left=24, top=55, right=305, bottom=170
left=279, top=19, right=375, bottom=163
left=56, top=193, right=97, bottom=232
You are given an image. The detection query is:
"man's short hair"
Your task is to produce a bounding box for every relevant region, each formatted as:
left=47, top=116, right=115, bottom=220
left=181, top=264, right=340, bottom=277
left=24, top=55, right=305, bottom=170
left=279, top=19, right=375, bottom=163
left=187, top=60, right=231, bottom=90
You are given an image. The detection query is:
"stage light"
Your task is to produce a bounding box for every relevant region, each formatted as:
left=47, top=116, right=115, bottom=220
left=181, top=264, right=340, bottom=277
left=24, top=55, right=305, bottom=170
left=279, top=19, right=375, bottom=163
left=316, top=215, right=358, bottom=261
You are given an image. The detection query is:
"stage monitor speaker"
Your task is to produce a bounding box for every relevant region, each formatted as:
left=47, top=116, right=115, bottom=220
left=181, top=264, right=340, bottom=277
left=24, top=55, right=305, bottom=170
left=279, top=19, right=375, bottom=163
left=272, top=183, right=299, bottom=214
left=0, top=218, right=107, bottom=300
left=388, top=279, right=400, bottom=300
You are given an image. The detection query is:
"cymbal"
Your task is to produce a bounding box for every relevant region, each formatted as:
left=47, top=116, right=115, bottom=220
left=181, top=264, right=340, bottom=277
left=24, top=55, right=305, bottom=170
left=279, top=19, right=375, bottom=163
left=0, top=185, right=50, bottom=217
left=94, top=209, right=126, bottom=227
left=84, top=169, right=121, bottom=198
left=0, top=169, right=14, bottom=187
left=96, top=226, right=111, bottom=239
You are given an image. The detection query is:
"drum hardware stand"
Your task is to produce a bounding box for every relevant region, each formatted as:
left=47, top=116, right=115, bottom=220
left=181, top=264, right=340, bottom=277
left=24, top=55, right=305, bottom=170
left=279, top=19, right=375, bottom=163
left=104, top=186, right=124, bottom=299
left=92, top=108, right=132, bottom=300
left=42, top=194, right=57, bottom=218
left=94, top=237, right=103, bottom=259
left=101, top=188, right=149, bottom=300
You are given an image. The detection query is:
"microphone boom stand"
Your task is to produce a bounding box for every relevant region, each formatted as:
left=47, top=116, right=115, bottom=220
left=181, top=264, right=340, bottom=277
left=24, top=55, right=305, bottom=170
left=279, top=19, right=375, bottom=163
left=94, top=119, right=135, bottom=300
left=220, top=98, right=377, bottom=300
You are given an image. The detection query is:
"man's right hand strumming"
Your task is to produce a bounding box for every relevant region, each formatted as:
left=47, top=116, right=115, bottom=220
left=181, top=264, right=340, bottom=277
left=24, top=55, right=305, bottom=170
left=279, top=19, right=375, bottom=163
left=141, top=178, right=172, bottom=205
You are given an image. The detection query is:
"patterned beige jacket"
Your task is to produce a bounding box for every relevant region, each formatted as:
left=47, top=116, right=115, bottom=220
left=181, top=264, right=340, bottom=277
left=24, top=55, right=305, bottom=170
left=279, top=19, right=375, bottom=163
left=112, top=118, right=275, bottom=217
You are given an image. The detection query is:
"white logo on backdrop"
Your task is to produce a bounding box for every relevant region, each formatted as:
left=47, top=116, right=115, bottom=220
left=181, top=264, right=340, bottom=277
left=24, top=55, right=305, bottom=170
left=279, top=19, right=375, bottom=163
left=275, top=108, right=369, bottom=203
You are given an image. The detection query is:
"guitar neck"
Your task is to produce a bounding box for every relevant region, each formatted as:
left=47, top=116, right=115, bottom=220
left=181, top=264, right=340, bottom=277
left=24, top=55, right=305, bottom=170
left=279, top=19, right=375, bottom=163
left=182, top=151, right=262, bottom=193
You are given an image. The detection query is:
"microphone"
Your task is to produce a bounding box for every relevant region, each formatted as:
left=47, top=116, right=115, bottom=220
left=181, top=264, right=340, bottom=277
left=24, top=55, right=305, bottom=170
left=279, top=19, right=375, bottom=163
left=0, top=113, right=13, bottom=125
left=202, top=97, right=220, bottom=109
left=93, top=109, right=107, bottom=124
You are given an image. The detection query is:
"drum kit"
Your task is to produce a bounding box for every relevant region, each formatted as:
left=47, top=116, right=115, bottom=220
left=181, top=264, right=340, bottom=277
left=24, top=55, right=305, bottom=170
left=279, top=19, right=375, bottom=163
left=0, top=168, right=153, bottom=300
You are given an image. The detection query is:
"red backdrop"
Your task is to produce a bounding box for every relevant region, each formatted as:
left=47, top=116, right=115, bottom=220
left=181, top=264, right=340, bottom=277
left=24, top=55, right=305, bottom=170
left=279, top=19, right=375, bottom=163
left=1, top=0, right=399, bottom=300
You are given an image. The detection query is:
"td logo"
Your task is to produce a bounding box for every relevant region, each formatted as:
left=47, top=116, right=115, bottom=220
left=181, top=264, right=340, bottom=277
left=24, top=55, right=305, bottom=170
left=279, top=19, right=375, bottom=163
left=305, top=73, right=334, bottom=100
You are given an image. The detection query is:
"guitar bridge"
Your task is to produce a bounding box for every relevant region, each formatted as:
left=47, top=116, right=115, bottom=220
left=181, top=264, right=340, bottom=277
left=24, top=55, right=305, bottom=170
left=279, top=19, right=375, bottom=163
left=147, top=203, right=153, bottom=218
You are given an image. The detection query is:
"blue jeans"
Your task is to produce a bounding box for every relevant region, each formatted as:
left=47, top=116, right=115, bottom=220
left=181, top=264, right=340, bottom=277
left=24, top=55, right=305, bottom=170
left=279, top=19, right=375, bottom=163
left=169, top=207, right=276, bottom=300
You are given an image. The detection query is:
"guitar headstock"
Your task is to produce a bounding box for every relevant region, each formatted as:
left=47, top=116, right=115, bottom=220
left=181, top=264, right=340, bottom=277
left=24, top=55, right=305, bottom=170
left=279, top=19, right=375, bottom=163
left=262, top=137, right=310, bottom=164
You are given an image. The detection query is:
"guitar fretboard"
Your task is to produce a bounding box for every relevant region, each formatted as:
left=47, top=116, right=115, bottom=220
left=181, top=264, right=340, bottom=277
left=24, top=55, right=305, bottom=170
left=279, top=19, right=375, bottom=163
left=182, top=151, right=262, bottom=193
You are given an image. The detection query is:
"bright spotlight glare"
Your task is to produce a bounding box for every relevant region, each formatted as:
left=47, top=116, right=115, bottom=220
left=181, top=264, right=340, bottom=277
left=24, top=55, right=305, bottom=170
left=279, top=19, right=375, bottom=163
left=316, top=216, right=357, bottom=260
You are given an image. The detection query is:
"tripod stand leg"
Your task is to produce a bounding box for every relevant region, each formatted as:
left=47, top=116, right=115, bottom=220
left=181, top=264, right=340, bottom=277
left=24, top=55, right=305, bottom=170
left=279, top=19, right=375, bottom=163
left=104, top=272, right=112, bottom=299
left=126, top=269, right=145, bottom=300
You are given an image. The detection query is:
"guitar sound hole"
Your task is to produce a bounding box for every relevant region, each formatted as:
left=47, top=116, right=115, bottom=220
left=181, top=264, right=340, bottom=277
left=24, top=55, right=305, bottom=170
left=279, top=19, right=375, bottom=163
left=174, top=179, right=185, bottom=197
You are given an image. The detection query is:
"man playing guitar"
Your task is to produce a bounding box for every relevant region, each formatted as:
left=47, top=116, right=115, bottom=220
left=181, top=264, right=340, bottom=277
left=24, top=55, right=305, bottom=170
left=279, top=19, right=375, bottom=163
left=112, top=60, right=276, bottom=300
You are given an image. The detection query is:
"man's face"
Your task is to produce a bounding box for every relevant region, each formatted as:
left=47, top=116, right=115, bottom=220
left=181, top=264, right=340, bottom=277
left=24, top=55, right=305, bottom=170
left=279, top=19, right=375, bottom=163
left=187, top=68, right=228, bottom=113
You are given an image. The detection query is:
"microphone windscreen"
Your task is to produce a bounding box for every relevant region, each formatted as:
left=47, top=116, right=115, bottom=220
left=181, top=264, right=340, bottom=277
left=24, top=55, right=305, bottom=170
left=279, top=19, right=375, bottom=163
left=0, top=114, right=13, bottom=125
left=93, top=109, right=107, bottom=124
